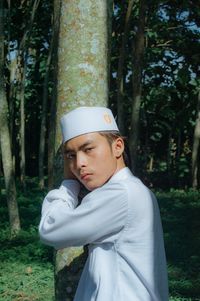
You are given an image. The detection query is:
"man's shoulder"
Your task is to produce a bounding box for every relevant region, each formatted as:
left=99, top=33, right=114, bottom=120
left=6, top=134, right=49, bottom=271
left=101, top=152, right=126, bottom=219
left=110, top=170, right=147, bottom=190
left=122, top=176, right=150, bottom=198
left=105, top=171, right=148, bottom=196
left=87, top=168, right=150, bottom=200
left=96, top=179, right=129, bottom=196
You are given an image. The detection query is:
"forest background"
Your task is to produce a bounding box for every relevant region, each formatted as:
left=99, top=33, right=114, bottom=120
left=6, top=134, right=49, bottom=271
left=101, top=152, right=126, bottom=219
left=0, top=0, right=200, bottom=300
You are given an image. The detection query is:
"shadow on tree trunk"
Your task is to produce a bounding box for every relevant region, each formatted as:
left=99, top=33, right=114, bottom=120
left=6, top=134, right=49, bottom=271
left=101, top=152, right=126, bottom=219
left=55, top=247, right=88, bottom=301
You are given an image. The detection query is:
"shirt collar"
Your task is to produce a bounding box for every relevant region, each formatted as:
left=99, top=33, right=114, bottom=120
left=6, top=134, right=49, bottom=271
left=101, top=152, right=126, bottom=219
left=109, top=167, right=133, bottom=183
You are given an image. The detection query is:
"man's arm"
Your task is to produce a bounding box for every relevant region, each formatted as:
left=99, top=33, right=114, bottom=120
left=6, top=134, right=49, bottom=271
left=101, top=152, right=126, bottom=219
left=39, top=150, right=80, bottom=244
left=38, top=181, right=128, bottom=249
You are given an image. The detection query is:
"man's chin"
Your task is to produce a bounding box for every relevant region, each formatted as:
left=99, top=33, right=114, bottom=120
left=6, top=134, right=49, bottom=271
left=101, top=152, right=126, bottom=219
left=84, top=181, right=108, bottom=192
left=84, top=184, right=96, bottom=191
left=82, top=181, right=100, bottom=192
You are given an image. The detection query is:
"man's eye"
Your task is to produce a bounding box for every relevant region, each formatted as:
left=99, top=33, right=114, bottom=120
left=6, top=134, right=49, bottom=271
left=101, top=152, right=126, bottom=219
left=85, top=147, right=94, bottom=153
left=66, top=153, right=76, bottom=160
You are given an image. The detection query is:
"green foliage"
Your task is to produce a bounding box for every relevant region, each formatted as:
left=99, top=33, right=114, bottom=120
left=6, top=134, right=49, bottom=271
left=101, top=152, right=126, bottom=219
left=111, top=0, right=200, bottom=186
left=157, top=189, right=200, bottom=300
left=0, top=261, right=54, bottom=301
left=170, top=299, right=200, bottom=301
left=0, top=178, right=54, bottom=301
left=2, top=0, right=200, bottom=186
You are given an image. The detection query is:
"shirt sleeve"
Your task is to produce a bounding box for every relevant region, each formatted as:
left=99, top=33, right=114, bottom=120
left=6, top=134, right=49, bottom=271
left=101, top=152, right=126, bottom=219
left=38, top=181, right=128, bottom=249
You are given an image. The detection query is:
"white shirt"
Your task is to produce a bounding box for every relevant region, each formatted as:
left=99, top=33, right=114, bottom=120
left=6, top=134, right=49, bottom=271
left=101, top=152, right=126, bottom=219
left=39, top=167, right=168, bottom=301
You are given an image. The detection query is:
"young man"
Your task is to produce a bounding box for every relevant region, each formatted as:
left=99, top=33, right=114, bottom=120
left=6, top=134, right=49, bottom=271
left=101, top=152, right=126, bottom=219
left=39, top=106, right=168, bottom=301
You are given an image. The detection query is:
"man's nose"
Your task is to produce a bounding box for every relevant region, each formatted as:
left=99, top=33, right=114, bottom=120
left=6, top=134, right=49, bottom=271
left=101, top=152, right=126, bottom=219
left=76, top=152, right=87, bottom=168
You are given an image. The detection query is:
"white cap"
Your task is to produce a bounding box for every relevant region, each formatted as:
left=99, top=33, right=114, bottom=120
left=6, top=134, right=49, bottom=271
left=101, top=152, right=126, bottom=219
left=60, top=106, right=119, bottom=143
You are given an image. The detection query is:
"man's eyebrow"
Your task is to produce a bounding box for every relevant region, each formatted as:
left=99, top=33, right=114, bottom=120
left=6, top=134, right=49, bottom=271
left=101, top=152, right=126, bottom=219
left=64, top=140, right=94, bottom=153
left=79, top=140, right=94, bottom=150
left=63, top=149, right=73, bottom=155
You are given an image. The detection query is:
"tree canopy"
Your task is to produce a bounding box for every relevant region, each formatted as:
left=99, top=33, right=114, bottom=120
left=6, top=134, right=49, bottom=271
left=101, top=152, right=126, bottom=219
left=0, top=0, right=200, bottom=189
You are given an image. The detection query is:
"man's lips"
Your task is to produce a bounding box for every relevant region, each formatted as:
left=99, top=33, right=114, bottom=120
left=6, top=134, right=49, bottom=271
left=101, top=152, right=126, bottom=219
left=80, top=173, right=92, bottom=181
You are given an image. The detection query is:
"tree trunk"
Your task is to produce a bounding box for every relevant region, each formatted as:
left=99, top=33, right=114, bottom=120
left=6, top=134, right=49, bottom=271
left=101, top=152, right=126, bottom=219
left=54, top=1, right=113, bottom=300
left=129, top=0, right=146, bottom=172
left=17, top=1, right=41, bottom=187
left=47, top=0, right=61, bottom=190
left=176, top=129, right=181, bottom=187
left=39, top=30, right=54, bottom=189
left=47, top=92, right=57, bottom=189
left=167, top=131, right=172, bottom=171
left=117, top=0, right=135, bottom=134
left=0, top=0, right=21, bottom=235
left=8, top=55, right=17, bottom=172
left=192, top=88, right=200, bottom=188
left=19, top=53, right=27, bottom=188
left=7, top=2, right=17, bottom=174
left=7, top=0, right=41, bottom=186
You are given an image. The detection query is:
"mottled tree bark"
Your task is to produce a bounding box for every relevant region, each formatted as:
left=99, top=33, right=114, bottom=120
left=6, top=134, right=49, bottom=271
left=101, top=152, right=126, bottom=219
left=129, top=0, right=146, bottom=172
left=0, top=0, right=21, bottom=235
left=54, top=1, right=113, bottom=300
left=55, top=0, right=112, bottom=137
left=192, top=88, right=200, bottom=188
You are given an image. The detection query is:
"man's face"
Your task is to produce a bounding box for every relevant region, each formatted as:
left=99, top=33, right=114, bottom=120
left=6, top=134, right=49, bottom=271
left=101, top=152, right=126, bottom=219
left=64, top=132, right=124, bottom=191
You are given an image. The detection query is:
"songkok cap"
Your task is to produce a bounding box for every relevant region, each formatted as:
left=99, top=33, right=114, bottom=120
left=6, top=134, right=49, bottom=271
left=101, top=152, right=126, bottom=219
left=60, top=106, right=119, bottom=143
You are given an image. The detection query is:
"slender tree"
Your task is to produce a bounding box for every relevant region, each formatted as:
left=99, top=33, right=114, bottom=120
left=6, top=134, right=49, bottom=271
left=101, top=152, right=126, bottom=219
left=53, top=1, right=113, bottom=299
left=18, top=52, right=27, bottom=188
left=0, top=0, right=20, bottom=235
left=129, top=0, right=146, bottom=172
left=192, top=87, right=200, bottom=188
left=39, top=21, right=54, bottom=189
left=47, top=0, right=61, bottom=189
left=20, top=0, right=41, bottom=186
left=7, top=0, right=41, bottom=186
left=117, top=0, right=135, bottom=134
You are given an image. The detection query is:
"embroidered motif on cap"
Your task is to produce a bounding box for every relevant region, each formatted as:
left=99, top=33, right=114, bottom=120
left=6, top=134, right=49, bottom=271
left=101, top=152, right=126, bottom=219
left=103, top=113, right=112, bottom=124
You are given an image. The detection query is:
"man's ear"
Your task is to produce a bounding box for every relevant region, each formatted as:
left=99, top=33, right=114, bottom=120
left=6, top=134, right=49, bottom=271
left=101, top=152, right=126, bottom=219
left=112, top=137, right=124, bottom=158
